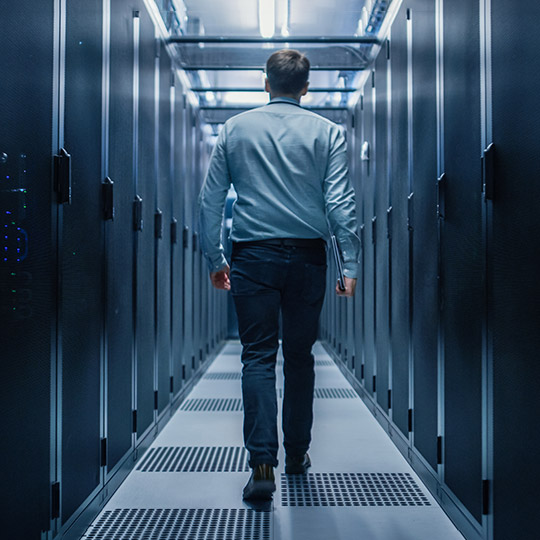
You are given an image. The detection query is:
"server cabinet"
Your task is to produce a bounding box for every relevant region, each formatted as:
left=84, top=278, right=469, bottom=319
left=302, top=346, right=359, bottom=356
left=389, top=7, right=411, bottom=438
left=409, top=0, right=439, bottom=472
left=60, top=0, right=104, bottom=525
left=353, top=97, right=366, bottom=384
left=105, top=0, right=137, bottom=477
left=441, top=0, right=484, bottom=524
left=374, top=48, right=391, bottom=412
left=171, top=82, right=186, bottom=396
left=362, top=73, right=377, bottom=398
left=156, top=42, right=173, bottom=415
left=192, top=119, right=202, bottom=371
left=489, top=1, right=540, bottom=537
left=183, top=104, right=195, bottom=380
left=0, top=2, right=56, bottom=538
left=135, top=8, right=157, bottom=438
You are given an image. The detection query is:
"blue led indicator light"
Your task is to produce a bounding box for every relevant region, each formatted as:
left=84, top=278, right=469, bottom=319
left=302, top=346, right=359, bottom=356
left=6, top=176, right=10, bottom=179
left=6, top=211, right=11, bottom=214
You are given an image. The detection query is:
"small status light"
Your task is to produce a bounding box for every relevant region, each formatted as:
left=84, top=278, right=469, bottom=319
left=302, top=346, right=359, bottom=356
left=4, top=258, right=7, bottom=262
left=11, top=273, right=16, bottom=276
left=6, top=176, right=10, bottom=179
left=4, top=236, right=7, bottom=239
left=6, top=211, right=11, bottom=214
left=17, top=248, right=20, bottom=253
left=12, top=290, right=16, bottom=293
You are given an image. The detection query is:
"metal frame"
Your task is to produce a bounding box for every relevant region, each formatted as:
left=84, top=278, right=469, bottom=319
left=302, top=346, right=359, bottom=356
left=168, top=36, right=379, bottom=45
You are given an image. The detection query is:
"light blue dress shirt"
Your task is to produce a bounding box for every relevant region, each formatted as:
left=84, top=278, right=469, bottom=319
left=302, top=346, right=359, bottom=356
left=198, top=97, right=360, bottom=277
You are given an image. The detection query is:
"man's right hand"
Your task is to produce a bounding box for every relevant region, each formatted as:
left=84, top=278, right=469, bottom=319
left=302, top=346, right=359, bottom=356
left=210, top=264, right=231, bottom=290
left=336, top=276, right=357, bottom=297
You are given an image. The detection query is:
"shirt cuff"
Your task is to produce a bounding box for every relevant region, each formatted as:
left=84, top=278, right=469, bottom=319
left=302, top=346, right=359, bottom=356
left=343, top=261, right=359, bottom=279
left=207, top=253, right=229, bottom=273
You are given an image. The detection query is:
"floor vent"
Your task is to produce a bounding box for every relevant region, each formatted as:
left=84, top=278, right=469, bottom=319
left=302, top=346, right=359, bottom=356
left=84, top=508, right=271, bottom=540
left=180, top=398, right=243, bottom=412
left=277, top=359, right=334, bottom=367
left=278, top=388, right=357, bottom=399
left=136, top=446, right=249, bottom=473
left=204, top=372, right=242, bottom=380
left=281, top=473, right=431, bottom=507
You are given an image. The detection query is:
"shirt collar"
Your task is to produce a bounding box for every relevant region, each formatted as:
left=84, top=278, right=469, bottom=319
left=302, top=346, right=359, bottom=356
left=268, top=96, right=301, bottom=107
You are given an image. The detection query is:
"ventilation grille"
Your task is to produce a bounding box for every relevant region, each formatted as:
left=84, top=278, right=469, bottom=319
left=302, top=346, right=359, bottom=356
left=180, top=398, right=243, bottom=412
left=281, top=473, right=431, bottom=507
left=204, top=372, right=242, bottom=380
left=278, top=388, right=357, bottom=399
left=85, top=509, right=271, bottom=540
left=136, top=447, right=249, bottom=473
left=277, top=359, right=334, bottom=367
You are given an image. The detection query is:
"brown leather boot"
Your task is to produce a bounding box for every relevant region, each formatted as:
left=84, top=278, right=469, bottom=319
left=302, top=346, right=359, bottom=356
left=242, top=464, right=276, bottom=501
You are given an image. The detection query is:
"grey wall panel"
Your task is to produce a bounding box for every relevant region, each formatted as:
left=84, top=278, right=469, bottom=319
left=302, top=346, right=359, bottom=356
left=135, top=8, right=156, bottom=437
left=409, top=0, right=439, bottom=472
left=374, top=49, right=390, bottom=412
left=0, top=2, right=56, bottom=537
left=490, top=1, right=540, bottom=537
left=389, top=6, right=410, bottom=437
left=156, top=43, right=172, bottom=414
left=61, top=0, right=103, bottom=524
left=106, top=0, right=136, bottom=475
left=442, top=0, right=484, bottom=523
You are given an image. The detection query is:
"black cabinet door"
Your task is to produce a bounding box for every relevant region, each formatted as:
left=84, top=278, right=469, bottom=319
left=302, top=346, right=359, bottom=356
left=0, top=2, right=56, bottom=537
left=135, top=7, right=157, bottom=438
left=441, top=0, right=484, bottom=523
left=490, top=1, right=540, bottom=538
left=389, top=5, right=411, bottom=438
left=374, top=48, right=391, bottom=412
left=60, top=0, right=104, bottom=525
left=105, top=0, right=137, bottom=475
left=409, top=0, right=439, bottom=472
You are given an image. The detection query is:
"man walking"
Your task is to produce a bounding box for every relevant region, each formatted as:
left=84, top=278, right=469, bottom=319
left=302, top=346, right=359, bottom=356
left=198, top=49, right=359, bottom=501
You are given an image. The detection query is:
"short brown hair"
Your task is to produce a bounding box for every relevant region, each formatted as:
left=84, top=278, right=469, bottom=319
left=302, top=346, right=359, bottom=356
left=266, top=49, right=310, bottom=95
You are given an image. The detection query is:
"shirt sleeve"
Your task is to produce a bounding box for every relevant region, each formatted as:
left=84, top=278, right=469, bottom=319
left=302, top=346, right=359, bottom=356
left=198, top=125, right=231, bottom=272
left=323, top=126, right=361, bottom=278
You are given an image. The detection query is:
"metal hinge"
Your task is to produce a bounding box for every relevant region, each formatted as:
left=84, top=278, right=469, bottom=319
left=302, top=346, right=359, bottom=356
left=437, top=436, right=443, bottom=465
left=372, top=217, right=377, bottom=244
left=171, top=218, right=178, bottom=244
left=155, top=209, right=163, bottom=239
left=154, top=390, right=158, bottom=410
left=132, top=410, right=137, bottom=433
left=182, top=365, right=186, bottom=379
left=102, top=177, right=114, bottom=221
left=360, top=364, right=365, bottom=380
left=51, top=482, right=60, bottom=519
left=386, top=39, right=391, bottom=60
left=371, top=70, right=376, bottom=88
left=133, top=195, right=143, bottom=231
left=407, top=192, right=414, bottom=231
left=100, top=438, right=107, bottom=467
left=483, top=143, right=495, bottom=201
left=170, top=376, right=174, bottom=393
left=54, top=148, right=71, bottom=204
left=351, top=114, right=355, bottom=129
left=372, top=375, right=377, bottom=393
left=387, top=206, right=393, bottom=239
left=408, top=408, right=413, bottom=432
left=183, top=226, right=189, bottom=248
left=437, top=173, right=446, bottom=220
left=388, top=389, right=392, bottom=409
left=351, top=355, right=355, bottom=369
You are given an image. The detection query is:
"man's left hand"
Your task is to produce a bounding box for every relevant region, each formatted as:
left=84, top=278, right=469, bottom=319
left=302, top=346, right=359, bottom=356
left=210, top=264, right=231, bottom=290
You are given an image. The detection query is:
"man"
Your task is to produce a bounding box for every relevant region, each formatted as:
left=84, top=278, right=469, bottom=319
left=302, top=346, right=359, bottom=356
left=198, top=49, right=359, bottom=501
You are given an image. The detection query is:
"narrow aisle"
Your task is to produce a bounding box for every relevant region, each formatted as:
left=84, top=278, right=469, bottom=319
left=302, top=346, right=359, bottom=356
left=82, top=342, right=464, bottom=540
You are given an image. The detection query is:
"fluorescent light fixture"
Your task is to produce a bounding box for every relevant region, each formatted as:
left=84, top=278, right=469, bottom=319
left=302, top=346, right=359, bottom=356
left=259, top=0, right=276, bottom=38
left=281, top=0, right=290, bottom=37
left=224, top=92, right=269, bottom=106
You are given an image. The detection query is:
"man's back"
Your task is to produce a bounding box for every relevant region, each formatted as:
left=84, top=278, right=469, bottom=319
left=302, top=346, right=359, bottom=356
left=220, top=98, right=348, bottom=242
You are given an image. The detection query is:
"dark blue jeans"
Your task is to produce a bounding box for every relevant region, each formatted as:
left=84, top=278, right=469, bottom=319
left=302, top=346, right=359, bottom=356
left=230, top=240, right=327, bottom=468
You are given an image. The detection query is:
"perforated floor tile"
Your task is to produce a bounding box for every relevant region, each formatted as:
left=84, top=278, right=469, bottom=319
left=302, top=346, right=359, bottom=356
left=281, top=472, right=431, bottom=507
left=180, top=398, right=243, bottom=412
left=84, top=508, right=271, bottom=540
left=136, top=447, right=249, bottom=473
